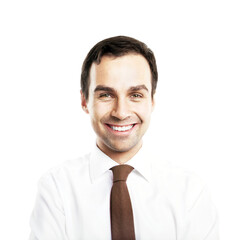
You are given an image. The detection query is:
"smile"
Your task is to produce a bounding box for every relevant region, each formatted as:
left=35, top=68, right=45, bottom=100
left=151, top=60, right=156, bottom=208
left=106, top=124, right=135, bottom=132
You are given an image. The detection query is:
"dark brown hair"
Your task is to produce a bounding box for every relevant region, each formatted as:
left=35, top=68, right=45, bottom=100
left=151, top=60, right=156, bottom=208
left=81, top=36, right=158, bottom=100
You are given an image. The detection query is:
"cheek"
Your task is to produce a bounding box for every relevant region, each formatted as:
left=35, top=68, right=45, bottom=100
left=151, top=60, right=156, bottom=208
left=134, top=101, right=153, bottom=120
left=90, top=101, right=113, bottom=121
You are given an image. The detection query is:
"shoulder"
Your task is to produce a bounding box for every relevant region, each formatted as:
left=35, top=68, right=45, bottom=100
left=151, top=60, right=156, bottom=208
left=151, top=158, right=208, bottom=210
left=153, top=160, right=205, bottom=188
left=38, top=152, right=91, bottom=185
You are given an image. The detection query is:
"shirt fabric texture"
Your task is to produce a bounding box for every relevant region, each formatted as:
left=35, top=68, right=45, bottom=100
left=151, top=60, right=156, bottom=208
left=29, top=143, right=219, bottom=240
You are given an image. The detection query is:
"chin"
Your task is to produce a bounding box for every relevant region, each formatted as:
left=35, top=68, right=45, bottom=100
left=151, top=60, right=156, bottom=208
left=105, top=139, right=141, bottom=153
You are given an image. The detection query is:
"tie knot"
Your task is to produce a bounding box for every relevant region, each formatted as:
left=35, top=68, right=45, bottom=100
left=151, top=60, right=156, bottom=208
left=111, top=165, right=134, bottom=182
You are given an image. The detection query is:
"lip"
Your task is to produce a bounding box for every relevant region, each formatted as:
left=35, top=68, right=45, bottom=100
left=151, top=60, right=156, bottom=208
left=104, top=123, right=137, bottom=135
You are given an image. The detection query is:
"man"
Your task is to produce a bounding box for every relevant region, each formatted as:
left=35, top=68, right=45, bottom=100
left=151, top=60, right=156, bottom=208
left=29, top=36, right=219, bottom=239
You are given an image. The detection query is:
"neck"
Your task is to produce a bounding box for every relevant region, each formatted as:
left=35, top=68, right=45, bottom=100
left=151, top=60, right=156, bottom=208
left=97, top=141, right=142, bottom=164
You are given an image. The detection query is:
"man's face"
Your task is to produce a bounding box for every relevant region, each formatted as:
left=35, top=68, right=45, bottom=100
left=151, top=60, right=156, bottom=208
left=81, top=54, right=154, bottom=159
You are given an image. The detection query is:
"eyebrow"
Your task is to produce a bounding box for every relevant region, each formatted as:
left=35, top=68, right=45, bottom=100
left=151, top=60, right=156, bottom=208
left=129, top=85, right=149, bottom=92
left=94, top=84, right=149, bottom=93
left=94, top=85, right=116, bottom=93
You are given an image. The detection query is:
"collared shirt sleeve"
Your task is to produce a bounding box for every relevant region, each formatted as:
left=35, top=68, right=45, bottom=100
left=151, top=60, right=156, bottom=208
left=184, top=185, right=219, bottom=240
left=29, top=172, right=68, bottom=240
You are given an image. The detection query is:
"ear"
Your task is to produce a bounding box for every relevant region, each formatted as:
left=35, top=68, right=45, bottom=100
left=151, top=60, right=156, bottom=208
left=151, top=96, right=155, bottom=112
left=80, top=90, right=89, bottom=114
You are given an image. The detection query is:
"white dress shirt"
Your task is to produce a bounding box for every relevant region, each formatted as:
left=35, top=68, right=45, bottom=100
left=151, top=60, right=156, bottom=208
left=29, top=143, right=219, bottom=240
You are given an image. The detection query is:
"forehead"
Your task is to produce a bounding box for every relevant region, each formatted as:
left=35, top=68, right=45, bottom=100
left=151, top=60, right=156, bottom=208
left=89, top=54, right=152, bottom=91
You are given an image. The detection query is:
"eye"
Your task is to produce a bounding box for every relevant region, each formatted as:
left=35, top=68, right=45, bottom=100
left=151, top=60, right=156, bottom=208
left=131, top=93, right=143, bottom=98
left=99, top=93, right=113, bottom=99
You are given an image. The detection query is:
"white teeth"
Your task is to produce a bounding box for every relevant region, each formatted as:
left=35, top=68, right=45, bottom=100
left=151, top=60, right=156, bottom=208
left=110, top=125, right=134, bottom=132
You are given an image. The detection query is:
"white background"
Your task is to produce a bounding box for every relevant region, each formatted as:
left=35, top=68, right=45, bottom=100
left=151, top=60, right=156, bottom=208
left=0, top=0, right=247, bottom=239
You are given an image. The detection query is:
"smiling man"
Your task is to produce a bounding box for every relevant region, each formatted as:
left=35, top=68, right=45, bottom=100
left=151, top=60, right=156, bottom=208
left=81, top=53, right=154, bottom=164
left=29, top=36, right=219, bottom=240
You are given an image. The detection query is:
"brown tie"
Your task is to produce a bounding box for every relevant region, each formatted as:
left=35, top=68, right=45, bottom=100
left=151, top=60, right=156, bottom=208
left=110, top=165, right=135, bottom=240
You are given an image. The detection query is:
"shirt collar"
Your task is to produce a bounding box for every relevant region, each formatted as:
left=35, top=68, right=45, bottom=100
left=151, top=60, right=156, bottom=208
left=89, top=142, right=152, bottom=183
left=126, top=142, right=152, bottom=182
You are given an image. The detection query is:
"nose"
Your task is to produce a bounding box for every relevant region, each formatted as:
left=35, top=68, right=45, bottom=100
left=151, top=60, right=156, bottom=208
left=111, top=97, right=131, bottom=120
